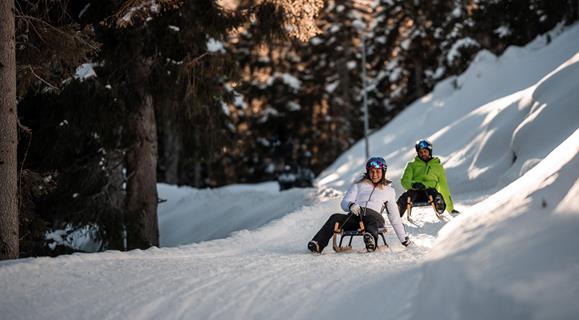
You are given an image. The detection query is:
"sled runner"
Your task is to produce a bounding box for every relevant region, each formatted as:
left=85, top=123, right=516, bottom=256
left=405, top=189, right=445, bottom=223
left=332, top=220, right=388, bottom=252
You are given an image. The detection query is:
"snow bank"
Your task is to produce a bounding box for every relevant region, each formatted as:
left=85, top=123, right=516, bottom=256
left=158, top=182, right=315, bottom=246
left=411, top=134, right=579, bottom=320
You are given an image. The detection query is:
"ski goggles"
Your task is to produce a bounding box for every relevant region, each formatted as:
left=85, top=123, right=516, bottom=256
left=416, top=140, right=431, bottom=150
left=366, top=157, right=387, bottom=170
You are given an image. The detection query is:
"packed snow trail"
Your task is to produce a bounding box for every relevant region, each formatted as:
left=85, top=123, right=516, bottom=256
left=0, top=198, right=441, bottom=320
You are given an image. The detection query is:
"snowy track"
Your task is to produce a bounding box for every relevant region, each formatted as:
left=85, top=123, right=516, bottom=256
left=0, top=198, right=441, bottom=320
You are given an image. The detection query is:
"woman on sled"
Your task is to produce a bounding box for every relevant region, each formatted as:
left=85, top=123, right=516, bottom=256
left=308, top=157, right=412, bottom=253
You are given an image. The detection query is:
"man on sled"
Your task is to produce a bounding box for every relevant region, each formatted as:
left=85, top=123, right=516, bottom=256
left=397, top=139, right=460, bottom=220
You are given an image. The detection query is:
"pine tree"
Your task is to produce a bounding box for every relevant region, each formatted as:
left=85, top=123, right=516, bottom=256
left=0, top=0, right=102, bottom=258
left=296, top=0, right=373, bottom=167
left=100, top=0, right=324, bottom=247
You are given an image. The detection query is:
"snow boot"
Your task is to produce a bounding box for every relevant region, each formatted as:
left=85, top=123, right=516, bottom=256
left=402, top=236, right=414, bottom=247
left=397, top=200, right=406, bottom=218
left=434, top=194, right=445, bottom=212
left=308, top=240, right=320, bottom=253
left=363, top=233, right=376, bottom=252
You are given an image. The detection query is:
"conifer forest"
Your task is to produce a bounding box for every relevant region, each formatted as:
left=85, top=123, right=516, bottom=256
left=1, top=0, right=577, bottom=258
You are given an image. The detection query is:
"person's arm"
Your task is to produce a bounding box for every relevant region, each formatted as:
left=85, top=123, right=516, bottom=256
left=384, top=189, right=408, bottom=243
left=400, top=162, right=414, bottom=190
left=340, top=183, right=359, bottom=212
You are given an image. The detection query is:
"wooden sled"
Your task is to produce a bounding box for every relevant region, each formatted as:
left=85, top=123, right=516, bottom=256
left=406, top=190, right=445, bottom=223
left=332, top=220, right=388, bottom=252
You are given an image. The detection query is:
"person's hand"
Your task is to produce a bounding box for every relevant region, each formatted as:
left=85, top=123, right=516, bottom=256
left=349, top=203, right=361, bottom=216
left=401, top=236, right=414, bottom=247
left=411, top=182, right=425, bottom=190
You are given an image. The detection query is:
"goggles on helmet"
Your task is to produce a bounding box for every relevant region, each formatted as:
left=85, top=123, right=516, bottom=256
left=366, top=157, right=387, bottom=170
left=417, top=140, right=431, bottom=150
left=415, top=139, right=433, bottom=153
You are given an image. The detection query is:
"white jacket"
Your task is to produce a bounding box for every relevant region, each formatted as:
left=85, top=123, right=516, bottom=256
left=341, top=180, right=407, bottom=243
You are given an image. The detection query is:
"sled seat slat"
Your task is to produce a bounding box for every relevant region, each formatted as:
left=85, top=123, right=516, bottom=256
left=412, top=200, right=431, bottom=207
left=339, top=227, right=388, bottom=248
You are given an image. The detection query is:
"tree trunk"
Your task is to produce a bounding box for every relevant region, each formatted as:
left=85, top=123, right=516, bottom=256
left=569, top=0, right=579, bottom=23
left=157, top=97, right=181, bottom=185
left=193, top=129, right=202, bottom=187
left=413, top=58, right=425, bottom=99
left=125, top=57, right=159, bottom=249
left=106, top=150, right=126, bottom=251
left=0, top=0, right=19, bottom=260
left=162, top=119, right=181, bottom=185
left=193, top=161, right=202, bottom=187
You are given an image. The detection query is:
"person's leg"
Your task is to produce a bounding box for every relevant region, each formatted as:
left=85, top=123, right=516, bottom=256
left=310, top=213, right=351, bottom=252
left=362, top=211, right=385, bottom=241
left=426, top=188, right=445, bottom=212
left=397, top=191, right=409, bottom=217
left=425, top=188, right=437, bottom=197
left=362, top=210, right=385, bottom=251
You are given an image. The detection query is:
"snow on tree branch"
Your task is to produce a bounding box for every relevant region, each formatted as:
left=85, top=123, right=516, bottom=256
left=447, top=37, right=479, bottom=65
left=273, top=0, right=324, bottom=41
left=104, top=0, right=183, bottom=28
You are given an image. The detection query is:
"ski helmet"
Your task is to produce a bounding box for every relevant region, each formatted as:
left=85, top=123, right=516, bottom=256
left=366, top=157, right=387, bottom=171
left=415, top=139, right=433, bottom=154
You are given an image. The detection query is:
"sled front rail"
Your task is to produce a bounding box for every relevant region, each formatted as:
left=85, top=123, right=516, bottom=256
left=406, top=192, right=445, bottom=223
left=332, top=221, right=388, bottom=252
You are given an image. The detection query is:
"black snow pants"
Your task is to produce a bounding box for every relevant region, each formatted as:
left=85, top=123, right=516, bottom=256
left=311, top=208, right=385, bottom=252
left=397, top=188, right=444, bottom=217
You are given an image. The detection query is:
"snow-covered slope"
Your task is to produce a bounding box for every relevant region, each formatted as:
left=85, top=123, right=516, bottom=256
left=410, top=131, right=579, bottom=320
left=317, top=24, right=579, bottom=199
left=1, top=23, right=578, bottom=320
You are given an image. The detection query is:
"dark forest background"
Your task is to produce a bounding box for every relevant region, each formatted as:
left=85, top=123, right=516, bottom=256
left=3, top=0, right=577, bottom=257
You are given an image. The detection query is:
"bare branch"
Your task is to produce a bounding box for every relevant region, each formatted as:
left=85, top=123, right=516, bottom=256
left=22, top=65, right=59, bottom=91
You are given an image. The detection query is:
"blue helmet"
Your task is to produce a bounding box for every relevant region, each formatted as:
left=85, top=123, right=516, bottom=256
left=366, top=157, right=387, bottom=171
left=415, top=139, right=433, bottom=154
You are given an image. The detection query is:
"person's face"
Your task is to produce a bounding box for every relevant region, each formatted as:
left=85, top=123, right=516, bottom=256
left=418, top=148, right=431, bottom=161
left=368, top=168, right=382, bottom=183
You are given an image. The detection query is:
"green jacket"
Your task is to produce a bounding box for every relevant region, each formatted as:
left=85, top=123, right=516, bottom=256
left=400, top=156, right=454, bottom=212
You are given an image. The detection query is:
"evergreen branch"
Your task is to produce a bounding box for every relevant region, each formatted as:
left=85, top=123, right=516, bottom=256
left=22, top=65, right=59, bottom=90
left=103, top=0, right=184, bottom=28
left=15, top=14, right=100, bottom=51
left=184, top=52, right=209, bottom=68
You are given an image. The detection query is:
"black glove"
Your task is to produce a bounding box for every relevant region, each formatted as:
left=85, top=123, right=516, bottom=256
left=411, top=182, right=425, bottom=190
left=401, top=236, right=413, bottom=247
